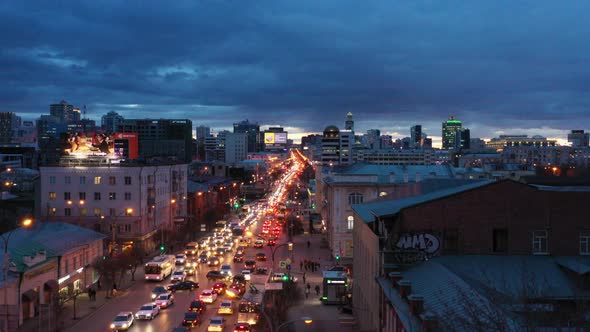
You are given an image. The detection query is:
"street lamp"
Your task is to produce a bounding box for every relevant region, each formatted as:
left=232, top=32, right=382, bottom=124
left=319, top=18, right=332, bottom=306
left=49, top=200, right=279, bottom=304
left=276, top=316, right=313, bottom=332
left=2, top=217, right=34, bottom=332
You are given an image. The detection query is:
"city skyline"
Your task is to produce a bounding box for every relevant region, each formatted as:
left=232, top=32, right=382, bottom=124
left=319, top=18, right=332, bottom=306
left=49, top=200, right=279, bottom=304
left=2, top=1, right=589, bottom=146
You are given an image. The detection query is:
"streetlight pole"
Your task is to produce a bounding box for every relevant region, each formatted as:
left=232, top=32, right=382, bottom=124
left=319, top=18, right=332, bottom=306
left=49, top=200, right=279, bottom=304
left=1, top=218, right=33, bottom=332
left=269, top=242, right=293, bottom=271
left=276, top=316, right=313, bottom=332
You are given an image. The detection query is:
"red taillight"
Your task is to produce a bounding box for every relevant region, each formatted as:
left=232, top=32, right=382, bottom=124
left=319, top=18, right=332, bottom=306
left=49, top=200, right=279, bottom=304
left=183, top=319, right=186, bottom=323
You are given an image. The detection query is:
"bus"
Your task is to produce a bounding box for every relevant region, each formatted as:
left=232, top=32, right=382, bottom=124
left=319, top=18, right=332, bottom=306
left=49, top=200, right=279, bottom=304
left=144, top=255, right=176, bottom=281
left=320, top=270, right=348, bottom=305
left=237, top=287, right=263, bottom=326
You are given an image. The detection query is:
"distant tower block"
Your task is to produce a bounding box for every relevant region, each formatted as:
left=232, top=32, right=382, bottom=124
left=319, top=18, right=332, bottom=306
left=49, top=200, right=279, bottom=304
left=345, top=112, right=354, bottom=131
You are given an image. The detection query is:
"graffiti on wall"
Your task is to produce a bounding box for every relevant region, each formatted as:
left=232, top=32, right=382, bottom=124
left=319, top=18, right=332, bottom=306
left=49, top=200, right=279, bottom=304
left=393, top=233, right=441, bottom=264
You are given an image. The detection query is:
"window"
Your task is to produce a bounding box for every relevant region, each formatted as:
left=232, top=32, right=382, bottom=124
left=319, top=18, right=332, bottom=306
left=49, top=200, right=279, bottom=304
left=347, top=216, right=354, bottom=231
left=493, top=229, right=508, bottom=253
left=65, top=259, right=69, bottom=274
left=73, top=256, right=77, bottom=269
left=79, top=192, right=86, bottom=200
left=109, top=176, right=116, bottom=185
left=124, top=225, right=131, bottom=232
left=94, top=176, right=101, bottom=185
left=109, top=208, right=116, bottom=217
left=124, top=192, right=132, bottom=200
left=124, top=176, right=132, bottom=185
left=80, top=208, right=87, bottom=216
left=64, top=192, right=71, bottom=200
left=348, top=192, right=364, bottom=205
left=580, top=232, right=590, bottom=255
left=94, top=208, right=101, bottom=216
left=65, top=176, right=71, bottom=184
left=94, top=192, right=101, bottom=200
left=125, top=209, right=133, bottom=216
left=532, top=230, right=548, bottom=255
left=65, top=208, right=71, bottom=216
left=80, top=176, right=86, bottom=185
left=109, top=192, right=116, bottom=200
left=49, top=176, right=56, bottom=184
left=49, top=192, right=56, bottom=200
left=49, top=207, right=56, bottom=216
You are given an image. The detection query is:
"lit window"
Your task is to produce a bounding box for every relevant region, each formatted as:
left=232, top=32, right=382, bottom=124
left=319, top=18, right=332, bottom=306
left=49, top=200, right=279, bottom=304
left=109, top=192, right=116, bottom=200
left=49, top=192, right=56, bottom=200
left=80, top=176, right=86, bottom=185
left=347, top=216, right=354, bottom=230
left=49, top=176, right=56, bottom=184
left=80, top=208, right=87, bottom=216
left=94, top=192, right=101, bottom=200
left=49, top=207, right=56, bottom=216
left=124, top=192, right=131, bottom=200
left=379, top=191, right=388, bottom=197
left=65, top=208, right=71, bottom=216
left=580, top=232, right=590, bottom=255
left=94, top=176, right=101, bottom=185
left=532, top=230, right=548, bottom=255
left=109, top=176, right=116, bottom=185
left=124, top=176, right=132, bottom=185
left=65, top=176, right=71, bottom=184
left=348, top=192, right=363, bottom=205
left=94, top=208, right=101, bottom=216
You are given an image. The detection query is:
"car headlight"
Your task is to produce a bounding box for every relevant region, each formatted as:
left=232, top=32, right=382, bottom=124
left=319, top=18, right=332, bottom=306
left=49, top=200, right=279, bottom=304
left=151, top=294, right=156, bottom=299
left=110, top=323, right=115, bottom=329
left=122, top=323, right=127, bottom=328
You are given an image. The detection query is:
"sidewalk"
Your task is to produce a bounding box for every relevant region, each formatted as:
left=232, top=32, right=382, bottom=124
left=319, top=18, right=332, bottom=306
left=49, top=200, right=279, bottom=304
left=285, top=232, right=354, bottom=332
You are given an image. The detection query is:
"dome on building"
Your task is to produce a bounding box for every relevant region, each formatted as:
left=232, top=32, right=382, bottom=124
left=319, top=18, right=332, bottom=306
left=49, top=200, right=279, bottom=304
left=347, top=112, right=353, bottom=117
left=323, top=125, right=340, bottom=134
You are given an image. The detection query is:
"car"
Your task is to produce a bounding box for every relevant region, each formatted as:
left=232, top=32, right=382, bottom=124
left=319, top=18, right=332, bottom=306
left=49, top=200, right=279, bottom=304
left=185, top=264, right=196, bottom=276
left=225, top=285, right=244, bottom=298
left=238, top=239, right=249, bottom=248
left=214, top=248, right=225, bottom=256
left=217, top=300, right=233, bottom=315
left=267, top=239, right=276, bottom=246
left=220, top=264, right=233, bottom=277
left=167, top=280, right=199, bottom=292
left=135, top=302, right=160, bottom=320
left=176, top=254, right=187, bottom=265
left=233, top=253, right=244, bottom=262
left=212, top=282, right=227, bottom=294
left=241, top=270, right=251, bottom=281
left=188, top=300, right=207, bottom=314
left=235, top=246, right=245, bottom=254
left=199, top=289, right=218, bottom=303
left=253, top=240, right=264, bottom=248
left=223, top=244, right=232, bottom=252
left=155, top=293, right=175, bottom=308
left=244, top=260, right=256, bottom=271
left=110, top=311, right=134, bottom=331
left=234, top=323, right=252, bottom=332
left=232, top=274, right=246, bottom=285
left=171, top=327, right=189, bottom=332
left=208, top=243, right=217, bottom=251
left=182, top=311, right=201, bottom=328
left=171, top=270, right=186, bottom=282
left=255, top=253, right=267, bottom=261
left=199, top=254, right=209, bottom=264
left=206, top=270, right=227, bottom=280
left=214, top=236, right=225, bottom=244
left=151, top=286, right=168, bottom=300
left=207, top=317, right=225, bottom=332
left=208, top=257, right=221, bottom=266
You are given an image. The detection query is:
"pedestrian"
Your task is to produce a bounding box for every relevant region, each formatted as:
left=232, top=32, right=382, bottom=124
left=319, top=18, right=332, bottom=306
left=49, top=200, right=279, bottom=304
left=97, top=279, right=101, bottom=290
left=304, top=260, right=308, bottom=271
left=112, top=282, right=118, bottom=296
left=305, top=287, right=310, bottom=299
left=306, top=283, right=311, bottom=292
left=303, top=273, right=306, bottom=285
left=300, top=261, right=303, bottom=271
left=307, top=240, right=311, bottom=249
left=315, top=285, right=320, bottom=296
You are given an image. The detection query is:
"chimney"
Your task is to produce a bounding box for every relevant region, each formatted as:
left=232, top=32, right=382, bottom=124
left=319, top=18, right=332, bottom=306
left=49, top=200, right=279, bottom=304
left=408, top=294, right=424, bottom=315
left=420, top=312, right=438, bottom=332
left=388, top=271, right=403, bottom=286
left=398, top=279, right=411, bottom=298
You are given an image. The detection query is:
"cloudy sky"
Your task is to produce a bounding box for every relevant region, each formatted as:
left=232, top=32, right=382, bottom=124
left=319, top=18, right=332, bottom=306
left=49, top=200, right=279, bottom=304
left=1, top=1, right=589, bottom=146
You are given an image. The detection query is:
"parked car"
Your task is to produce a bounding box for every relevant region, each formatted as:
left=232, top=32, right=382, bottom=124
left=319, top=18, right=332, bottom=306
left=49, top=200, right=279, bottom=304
left=167, top=280, right=199, bottom=292
left=135, top=303, right=160, bottom=320
left=110, top=312, right=134, bottom=331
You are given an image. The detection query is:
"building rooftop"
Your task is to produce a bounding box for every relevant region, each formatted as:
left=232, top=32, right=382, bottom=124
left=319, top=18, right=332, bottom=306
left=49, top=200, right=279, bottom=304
left=325, top=164, right=457, bottom=184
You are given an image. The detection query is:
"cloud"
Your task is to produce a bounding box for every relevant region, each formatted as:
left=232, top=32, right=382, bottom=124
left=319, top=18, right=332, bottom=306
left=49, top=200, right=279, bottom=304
left=1, top=0, right=589, bottom=144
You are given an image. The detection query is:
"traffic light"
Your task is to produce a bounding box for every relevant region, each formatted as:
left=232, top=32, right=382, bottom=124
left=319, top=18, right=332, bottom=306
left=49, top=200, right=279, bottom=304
left=281, top=275, right=289, bottom=281
left=160, top=245, right=165, bottom=251
left=335, top=254, right=340, bottom=261
left=311, top=203, right=316, bottom=209
left=234, top=201, right=240, bottom=209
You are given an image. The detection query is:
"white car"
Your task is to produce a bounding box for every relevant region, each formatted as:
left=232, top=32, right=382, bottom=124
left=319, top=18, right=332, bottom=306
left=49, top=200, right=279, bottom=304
left=171, top=270, right=186, bottom=282
left=155, top=293, right=174, bottom=308
left=175, top=254, right=187, bottom=265
left=241, top=270, right=251, bottom=281
left=199, top=289, right=218, bottom=303
left=135, top=303, right=160, bottom=320
left=220, top=264, right=233, bottom=277
left=222, top=244, right=232, bottom=252
left=110, top=311, right=134, bottom=330
left=207, top=316, right=225, bottom=332
left=217, top=300, right=234, bottom=315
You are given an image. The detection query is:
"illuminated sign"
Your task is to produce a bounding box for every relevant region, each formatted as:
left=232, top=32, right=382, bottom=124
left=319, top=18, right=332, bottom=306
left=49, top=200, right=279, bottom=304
left=61, top=132, right=138, bottom=160
left=264, top=132, right=287, bottom=145
left=326, top=280, right=346, bottom=284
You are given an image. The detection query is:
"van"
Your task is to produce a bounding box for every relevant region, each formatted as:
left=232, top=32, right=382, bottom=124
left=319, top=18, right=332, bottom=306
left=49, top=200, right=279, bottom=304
left=184, top=242, right=198, bottom=255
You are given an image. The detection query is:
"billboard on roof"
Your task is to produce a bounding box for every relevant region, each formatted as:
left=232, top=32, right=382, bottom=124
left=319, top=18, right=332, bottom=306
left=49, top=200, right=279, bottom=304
left=60, top=132, right=138, bottom=159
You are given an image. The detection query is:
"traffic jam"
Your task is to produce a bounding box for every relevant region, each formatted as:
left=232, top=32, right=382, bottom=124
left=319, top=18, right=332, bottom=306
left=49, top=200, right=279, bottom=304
left=108, top=153, right=305, bottom=331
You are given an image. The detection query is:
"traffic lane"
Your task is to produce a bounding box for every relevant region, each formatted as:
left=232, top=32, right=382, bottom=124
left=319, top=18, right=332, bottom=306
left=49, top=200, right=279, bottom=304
left=127, top=287, right=196, bottom=332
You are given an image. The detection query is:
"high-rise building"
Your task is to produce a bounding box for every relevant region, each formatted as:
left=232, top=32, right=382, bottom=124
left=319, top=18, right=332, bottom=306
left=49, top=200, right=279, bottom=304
left=453, top=128, right=470, bottom=150
left=410, top=125, right=422, bottom=148
left=49, top=100, right=80, bottom=123
left=321, top=125, right=353, bottom=166
left=101, top=111, right=125, bottom=132
left=233, top=120, right=260, bottom=153
left=196, top=125, right=211, bottom=141
left=365, top=129, right=381, bottom=149
left=345, top=112, right=354, bottom=131
left=442, top=116, right=462, bottom=150
left=0, top=112, right=20, bottom=144
left=568, top=130, right=590, bottom=147
left=118, top=119, right=194, bottom=162
left=224, top=132, right=248, bottom=164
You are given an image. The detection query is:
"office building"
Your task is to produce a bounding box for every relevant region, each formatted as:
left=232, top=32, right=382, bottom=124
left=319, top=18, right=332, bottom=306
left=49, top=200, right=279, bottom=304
left=486, top=135, right=557, bottom=152
left=233, top=120, right=260, bottom=153
left=410, top=125, right=422, bottom=148
left=453, top=128, right=470, bottom=150
left=321, top=125, right=353, bottom=166
left=49, top=100, right=80, bottom=123
left=118, top=119, right=193, bottom=162
left=0, top=112, right=21, bottom=144
left=101, top=111, right=124, bottom=132
left=196, top=125, right=211, bottom=141
left=568, top=130, right=590, bottom=147
left=224, top=132, right=248, bottom=164
left=345, top=112, right=354, bottom=131
left=442, top=116, right=462, bottom=150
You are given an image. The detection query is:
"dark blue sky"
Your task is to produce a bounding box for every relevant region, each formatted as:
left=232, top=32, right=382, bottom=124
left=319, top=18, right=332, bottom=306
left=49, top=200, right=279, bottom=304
left=1, top=1, right=589, bottom=145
